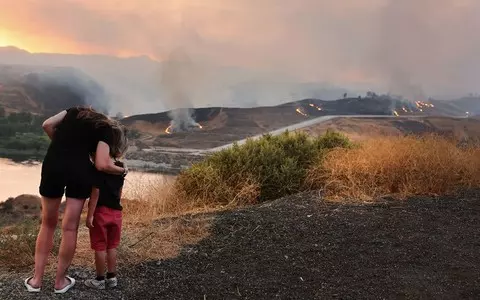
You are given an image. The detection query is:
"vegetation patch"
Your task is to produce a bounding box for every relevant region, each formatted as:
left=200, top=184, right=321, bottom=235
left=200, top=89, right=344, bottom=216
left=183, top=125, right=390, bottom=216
left=174, top=130, right=352, bottom=206
left=307, top=135, right=480, bottom=200
left=0, top=110, right=49, bottom=161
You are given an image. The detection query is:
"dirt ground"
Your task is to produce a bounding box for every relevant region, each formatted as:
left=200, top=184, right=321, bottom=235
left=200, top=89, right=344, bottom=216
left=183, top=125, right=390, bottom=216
left=1, top=190, right=480, bottom=299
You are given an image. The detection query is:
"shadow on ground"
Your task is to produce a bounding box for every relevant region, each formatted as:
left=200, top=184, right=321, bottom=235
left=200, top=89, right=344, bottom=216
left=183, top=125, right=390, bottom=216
left=2, top=190, right=480, bottom=299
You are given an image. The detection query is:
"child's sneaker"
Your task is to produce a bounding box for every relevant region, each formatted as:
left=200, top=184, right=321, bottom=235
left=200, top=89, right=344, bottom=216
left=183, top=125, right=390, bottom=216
left=84, top=278, right=105, bottom=289
left=106, top=277, right=117, bottom=288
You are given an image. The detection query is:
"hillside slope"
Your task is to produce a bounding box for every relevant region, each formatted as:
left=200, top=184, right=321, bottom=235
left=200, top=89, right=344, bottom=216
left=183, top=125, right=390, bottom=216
left=2, top=191, right=479, bottom=299
left=0, top=64, right=109, bottom=115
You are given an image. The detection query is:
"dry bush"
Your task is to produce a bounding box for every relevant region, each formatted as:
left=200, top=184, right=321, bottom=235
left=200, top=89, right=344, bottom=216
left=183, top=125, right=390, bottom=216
left=173, top=167, right=260, bottom=209
left=307, top=135, right=480, bottom=200
left=174, top=130, right=352, bottom=207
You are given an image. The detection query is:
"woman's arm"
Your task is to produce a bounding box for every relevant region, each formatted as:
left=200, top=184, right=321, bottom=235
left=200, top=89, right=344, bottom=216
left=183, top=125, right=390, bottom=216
left=42, top=110, right=68, bottom=140
left=94, top=141, right=128, bottom=175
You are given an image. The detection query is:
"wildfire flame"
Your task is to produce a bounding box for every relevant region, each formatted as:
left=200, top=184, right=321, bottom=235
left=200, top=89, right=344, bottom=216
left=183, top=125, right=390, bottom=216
left=308, top=103, right=322, bottom=111
left=164, top=123, right=202, bottom=134
left=296, top=108, right=308, bottom=117
left=393, top=110, right=399, bottom=117
left=415, top=101, right=434, bottom=109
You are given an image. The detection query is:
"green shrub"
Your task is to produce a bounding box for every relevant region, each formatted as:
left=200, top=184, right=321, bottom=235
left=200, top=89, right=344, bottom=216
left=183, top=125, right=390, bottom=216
left=174, top=130, right=352, bottom=206
left=126, top=128, right=141, bottom=139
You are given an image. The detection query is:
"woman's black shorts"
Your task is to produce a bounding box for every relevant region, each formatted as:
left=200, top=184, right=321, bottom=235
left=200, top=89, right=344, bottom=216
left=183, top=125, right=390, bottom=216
left=39, top=157, right=95, bottom=200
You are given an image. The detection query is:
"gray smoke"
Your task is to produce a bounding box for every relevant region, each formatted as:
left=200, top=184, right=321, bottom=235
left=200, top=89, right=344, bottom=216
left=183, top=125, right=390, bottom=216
left=21, top=67, right=111, bottom=114
left=372, top=0, right=480, bottom=100
left=160, top=48, right=202, bottom=132
left=1, top=0, right=479, bottom=114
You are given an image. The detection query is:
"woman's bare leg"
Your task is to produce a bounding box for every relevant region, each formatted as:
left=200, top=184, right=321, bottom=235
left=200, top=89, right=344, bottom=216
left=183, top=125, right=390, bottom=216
left=28, top=197, right=62, bottom=288
left=54, top=198, right=85, bottom=290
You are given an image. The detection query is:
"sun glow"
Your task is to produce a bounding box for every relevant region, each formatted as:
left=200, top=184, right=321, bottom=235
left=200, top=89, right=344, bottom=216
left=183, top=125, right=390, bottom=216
left=0, top=29, right=18, bottom=47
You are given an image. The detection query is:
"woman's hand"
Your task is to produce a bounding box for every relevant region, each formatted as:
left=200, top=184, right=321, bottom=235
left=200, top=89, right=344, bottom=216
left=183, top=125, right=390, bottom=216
left=42, top=110, right=67, bottom=140
left=86, top=215, right=94, bottom=229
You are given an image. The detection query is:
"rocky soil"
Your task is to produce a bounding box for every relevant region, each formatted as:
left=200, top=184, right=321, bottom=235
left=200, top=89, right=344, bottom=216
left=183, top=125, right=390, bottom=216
left=1, top=190, right=480, bottom=299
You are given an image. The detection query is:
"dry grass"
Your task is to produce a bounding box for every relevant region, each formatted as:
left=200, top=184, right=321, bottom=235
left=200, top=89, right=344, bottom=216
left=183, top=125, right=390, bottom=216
left=173, top=168, right=261, bottom=209
left=72, top=212, right=210, bottom=268
left=307, top=135, right=480, bottom=201
left=0, top=174, right=213, bottom=276
left=72, top=175, right=213, bottom=269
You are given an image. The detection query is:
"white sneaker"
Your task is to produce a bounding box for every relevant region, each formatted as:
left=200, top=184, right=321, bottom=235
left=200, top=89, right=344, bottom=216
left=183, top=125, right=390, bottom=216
left=106, top=277, right=117, bottom=288
left=84, top=278, right=105, bottom=290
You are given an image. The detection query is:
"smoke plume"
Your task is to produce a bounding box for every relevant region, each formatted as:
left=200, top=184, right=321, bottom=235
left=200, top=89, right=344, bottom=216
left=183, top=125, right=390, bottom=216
left=22, top=67, right=110, bottom=114
left=159, top=47, right=202, bottom=131
left=372, top=0, right=480, bottom=100
left=0, top=0, right=479, bottom=113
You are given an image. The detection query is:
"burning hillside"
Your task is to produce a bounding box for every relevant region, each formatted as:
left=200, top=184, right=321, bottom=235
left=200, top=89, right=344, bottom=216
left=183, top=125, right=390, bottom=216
left=164, top=108, right=203, bottom=134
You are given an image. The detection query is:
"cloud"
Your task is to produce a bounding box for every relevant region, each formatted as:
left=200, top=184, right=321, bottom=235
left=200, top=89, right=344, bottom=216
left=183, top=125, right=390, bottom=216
left=0, top=0, right=479, bottom=110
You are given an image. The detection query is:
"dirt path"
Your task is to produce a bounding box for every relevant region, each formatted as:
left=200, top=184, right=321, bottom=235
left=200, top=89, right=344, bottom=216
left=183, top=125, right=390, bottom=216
left=2, top=191, right=480, bottom=299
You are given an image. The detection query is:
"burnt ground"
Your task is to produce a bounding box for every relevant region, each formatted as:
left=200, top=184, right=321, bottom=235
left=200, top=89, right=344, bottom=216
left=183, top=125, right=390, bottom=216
left=1, top=190, right=480, bottom=299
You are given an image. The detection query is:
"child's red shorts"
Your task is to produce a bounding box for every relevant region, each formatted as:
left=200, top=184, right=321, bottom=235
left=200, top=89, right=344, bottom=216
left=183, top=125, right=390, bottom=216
left=89, top=206, right=122, bottom=251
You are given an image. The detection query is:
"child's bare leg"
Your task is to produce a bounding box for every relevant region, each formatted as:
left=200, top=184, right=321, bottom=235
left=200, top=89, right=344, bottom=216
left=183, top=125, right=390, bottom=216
left=95, top=251, right=106, bottom=277
left=106, top=248, right=117, bottom=275
left=84, top=251, right=107, bottom=289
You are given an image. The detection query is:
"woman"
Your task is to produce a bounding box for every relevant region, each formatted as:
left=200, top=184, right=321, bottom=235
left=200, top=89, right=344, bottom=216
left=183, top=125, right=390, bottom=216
left=24, top=107, right=128, bottom=294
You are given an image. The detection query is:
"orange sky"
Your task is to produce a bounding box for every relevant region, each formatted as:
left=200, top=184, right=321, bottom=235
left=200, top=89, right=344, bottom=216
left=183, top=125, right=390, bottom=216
left=0, top=0, right=479, bottom=96
left=0, top=0, right=385, bottom=84
left=0, top=26, right=111, bottom=55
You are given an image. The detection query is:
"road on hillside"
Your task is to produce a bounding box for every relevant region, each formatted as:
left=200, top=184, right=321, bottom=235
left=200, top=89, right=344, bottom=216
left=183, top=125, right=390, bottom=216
left=207, top=114, right=448, bottom=152
left=128, top=114, right=468, bottom=156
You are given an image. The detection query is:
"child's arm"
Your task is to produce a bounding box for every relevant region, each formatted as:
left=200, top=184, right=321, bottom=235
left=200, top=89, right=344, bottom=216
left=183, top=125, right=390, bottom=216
left=86, top=187, right=99, bottom=228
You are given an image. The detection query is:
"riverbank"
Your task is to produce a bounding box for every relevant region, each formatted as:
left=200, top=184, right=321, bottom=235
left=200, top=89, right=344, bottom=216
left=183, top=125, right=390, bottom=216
left=0, top=158, right=175, bottom=202
left=125, top=147, right=206, bottom=174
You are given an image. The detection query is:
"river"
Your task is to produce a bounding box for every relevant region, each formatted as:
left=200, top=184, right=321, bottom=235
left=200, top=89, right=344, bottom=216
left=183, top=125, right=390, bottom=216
left=0, top=158, right=174, bottom=202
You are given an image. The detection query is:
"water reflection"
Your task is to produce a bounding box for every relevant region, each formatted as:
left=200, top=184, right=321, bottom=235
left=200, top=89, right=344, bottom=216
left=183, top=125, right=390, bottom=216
left=0, top=159, right=174, bottom=202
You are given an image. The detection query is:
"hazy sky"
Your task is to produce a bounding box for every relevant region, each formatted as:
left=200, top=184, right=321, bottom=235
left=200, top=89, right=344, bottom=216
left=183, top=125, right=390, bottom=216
left=0, top=0, right=479, bottom=99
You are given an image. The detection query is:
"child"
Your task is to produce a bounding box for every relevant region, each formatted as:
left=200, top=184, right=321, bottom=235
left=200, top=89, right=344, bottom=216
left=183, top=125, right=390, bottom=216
left=84, top=158, right=127, bottom=289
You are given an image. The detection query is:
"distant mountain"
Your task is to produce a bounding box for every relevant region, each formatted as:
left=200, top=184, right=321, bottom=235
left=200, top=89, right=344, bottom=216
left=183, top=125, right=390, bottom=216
left=0, top=64, right=109, bottom=115
left=0, top=46, right=159, bottom=115
left=0, top=47, right=358, bottom=115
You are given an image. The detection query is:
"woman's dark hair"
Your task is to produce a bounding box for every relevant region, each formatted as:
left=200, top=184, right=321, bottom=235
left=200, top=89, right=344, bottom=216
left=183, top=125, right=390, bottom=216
left=76, top=106, right=113, bottom=129
left=110, top=123, right=128, bottom=158
left=76, top=106, right=128, bottom=157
